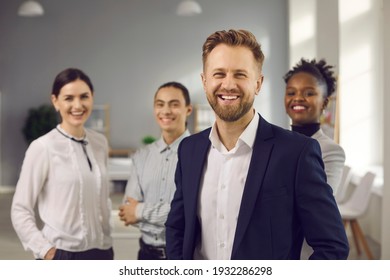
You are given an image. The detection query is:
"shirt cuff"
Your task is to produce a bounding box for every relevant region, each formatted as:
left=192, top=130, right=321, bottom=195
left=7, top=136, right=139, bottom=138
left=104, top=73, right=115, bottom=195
left=135, top=202, right=144, bottom=221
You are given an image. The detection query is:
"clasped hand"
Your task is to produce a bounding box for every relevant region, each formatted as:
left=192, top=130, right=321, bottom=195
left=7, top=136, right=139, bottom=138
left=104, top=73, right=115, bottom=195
left=118, top=197, right=139, bottom=226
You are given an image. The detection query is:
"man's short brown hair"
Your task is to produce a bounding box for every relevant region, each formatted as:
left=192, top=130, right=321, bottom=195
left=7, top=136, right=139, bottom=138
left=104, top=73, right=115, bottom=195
left=202, top=29, right=265, bottom=72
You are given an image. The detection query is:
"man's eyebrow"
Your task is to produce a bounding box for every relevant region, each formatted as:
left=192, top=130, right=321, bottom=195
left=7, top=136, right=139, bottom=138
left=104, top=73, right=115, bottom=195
left=154, top=99, right=181, bottom=104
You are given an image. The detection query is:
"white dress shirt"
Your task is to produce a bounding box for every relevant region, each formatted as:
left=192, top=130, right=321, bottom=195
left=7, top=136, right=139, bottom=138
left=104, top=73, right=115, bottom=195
left=124, top=130, right=190, bottom=246
left=11, top=126, right=113, bottom=259
left=195, top=112, right=259, bottom=260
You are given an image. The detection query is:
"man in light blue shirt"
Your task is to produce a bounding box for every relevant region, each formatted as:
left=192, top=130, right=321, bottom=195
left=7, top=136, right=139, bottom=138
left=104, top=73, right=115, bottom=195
left=118, top=82, right=192, bottom=259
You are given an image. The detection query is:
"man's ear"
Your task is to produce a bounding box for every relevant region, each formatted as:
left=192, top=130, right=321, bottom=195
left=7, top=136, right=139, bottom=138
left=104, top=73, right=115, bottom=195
left=186, top=105, right=193, bottom=117
left=200, top=73, right=206, bottom=92
left=255, top=74, right=264, bottom=95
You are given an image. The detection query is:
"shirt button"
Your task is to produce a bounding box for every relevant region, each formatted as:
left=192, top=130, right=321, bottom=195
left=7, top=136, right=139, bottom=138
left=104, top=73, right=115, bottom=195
left=221, top=185, right=226, bottom=189
left=162, top=178, right=165, bottom=181
left=220, top=242, right=225, bottom=248
left=219, top=214, right=224, bottom=219
left=166, top=158, right=169, bottom=161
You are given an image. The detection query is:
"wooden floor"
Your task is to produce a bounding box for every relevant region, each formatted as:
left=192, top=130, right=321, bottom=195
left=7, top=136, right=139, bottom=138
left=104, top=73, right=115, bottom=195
left=0, top=188, right=381, bottom=260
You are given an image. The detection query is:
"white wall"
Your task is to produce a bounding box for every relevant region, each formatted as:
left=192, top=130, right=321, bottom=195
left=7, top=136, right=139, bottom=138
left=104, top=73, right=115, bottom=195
left=288, top=0, right=317, bottom=67
left=382, top=0, right=390, bottom=259
left=288, top=0, right=339, bottom=68
left=316, top=0, right=339, bottom=68
left=339, top=0, right=383, bottom=170
left=338, top=0, right=386, bottom=258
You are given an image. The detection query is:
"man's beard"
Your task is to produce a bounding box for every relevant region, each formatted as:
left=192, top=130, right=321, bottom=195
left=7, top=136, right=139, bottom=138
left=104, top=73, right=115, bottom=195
left=207, top=94, right=253, bottom=122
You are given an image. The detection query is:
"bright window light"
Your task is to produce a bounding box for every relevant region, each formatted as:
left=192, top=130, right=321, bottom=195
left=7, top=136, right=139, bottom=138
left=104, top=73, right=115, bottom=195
left=340, top=45, right=371, bottom=81
left=289, top=15, right=315, bottom=46
left=339, top=0, right=371, bottom=23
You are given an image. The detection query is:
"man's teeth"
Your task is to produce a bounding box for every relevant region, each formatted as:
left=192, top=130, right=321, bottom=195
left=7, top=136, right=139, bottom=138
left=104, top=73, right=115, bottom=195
left=221, top=95, right=238, bottom=100
left=293, top=105, right=305, bottom=110
left=161, top=118, right=172, bottom=122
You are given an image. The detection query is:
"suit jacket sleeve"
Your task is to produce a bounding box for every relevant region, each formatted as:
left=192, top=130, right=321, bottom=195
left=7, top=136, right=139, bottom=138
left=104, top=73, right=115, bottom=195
left=296, top=139, right=349, bottom=259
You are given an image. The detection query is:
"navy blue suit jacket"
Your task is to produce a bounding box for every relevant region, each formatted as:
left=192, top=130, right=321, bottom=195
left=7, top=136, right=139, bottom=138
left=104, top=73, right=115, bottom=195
left=165, top=115, right=349, bottom=259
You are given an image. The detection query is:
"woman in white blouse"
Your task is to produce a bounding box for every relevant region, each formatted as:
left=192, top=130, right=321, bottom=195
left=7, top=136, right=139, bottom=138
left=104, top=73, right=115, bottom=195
left=11, top=68, right=113, bottom=260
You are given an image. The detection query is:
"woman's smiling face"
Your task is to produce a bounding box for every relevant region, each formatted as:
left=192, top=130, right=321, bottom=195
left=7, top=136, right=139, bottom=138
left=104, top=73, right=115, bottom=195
left=284, top=72, right=327, bottom=126
left=51, top=79, right=93, bottom=134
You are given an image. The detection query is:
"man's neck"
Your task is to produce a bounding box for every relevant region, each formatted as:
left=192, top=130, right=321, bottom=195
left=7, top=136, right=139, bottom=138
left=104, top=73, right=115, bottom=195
left=162, top=128, right=186, bottom=145
left=215, top=109, right=255, bottom=151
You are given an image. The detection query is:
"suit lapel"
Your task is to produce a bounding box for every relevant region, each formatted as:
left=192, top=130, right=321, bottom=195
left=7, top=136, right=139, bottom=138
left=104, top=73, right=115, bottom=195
left=188, top=130, right=211, bottom=198
left=231, top=115, right=275, bottom=257
left=186, top=129, right=211, bottom=248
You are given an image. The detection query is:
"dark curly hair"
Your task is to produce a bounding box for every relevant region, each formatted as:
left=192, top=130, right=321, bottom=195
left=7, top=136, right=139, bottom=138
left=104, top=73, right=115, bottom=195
left=283, top=58, right=337, bottom=97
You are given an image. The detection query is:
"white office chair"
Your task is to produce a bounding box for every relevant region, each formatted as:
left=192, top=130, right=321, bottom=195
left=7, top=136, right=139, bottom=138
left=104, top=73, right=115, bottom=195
left=337, top=171, right=376, bottom=259
left=335, top=165, right=353, bottom=204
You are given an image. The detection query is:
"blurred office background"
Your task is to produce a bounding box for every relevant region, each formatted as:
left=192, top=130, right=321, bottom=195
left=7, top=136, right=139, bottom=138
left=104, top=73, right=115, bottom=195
left=0, top=0, right=389, bottom=259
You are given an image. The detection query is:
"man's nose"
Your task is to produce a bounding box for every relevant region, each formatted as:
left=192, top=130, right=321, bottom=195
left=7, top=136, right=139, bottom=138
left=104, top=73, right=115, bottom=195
left=161, top=104, right=172, bottom=114
left=221, top=75, right=237, bottom=91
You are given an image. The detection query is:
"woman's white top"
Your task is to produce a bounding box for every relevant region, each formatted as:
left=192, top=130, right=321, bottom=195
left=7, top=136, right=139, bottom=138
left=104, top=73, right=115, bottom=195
left=11, top=126, right=113, bottom=259
left=312, top=129, right=346, bottom=193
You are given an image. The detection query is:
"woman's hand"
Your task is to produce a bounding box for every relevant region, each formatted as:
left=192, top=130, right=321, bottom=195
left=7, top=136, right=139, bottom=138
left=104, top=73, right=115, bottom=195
left=44, top=247, right=56, bottom=260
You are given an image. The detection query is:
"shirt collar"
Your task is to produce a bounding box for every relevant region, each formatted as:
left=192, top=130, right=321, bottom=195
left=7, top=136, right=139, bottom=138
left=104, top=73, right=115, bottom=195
left=209, top=110, right=259, bottom=153
left=157, top=129, right=191, bottom=153
left=239, top=110, right=259, bottom=148
left=56, top=124, right=86, bottom=141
